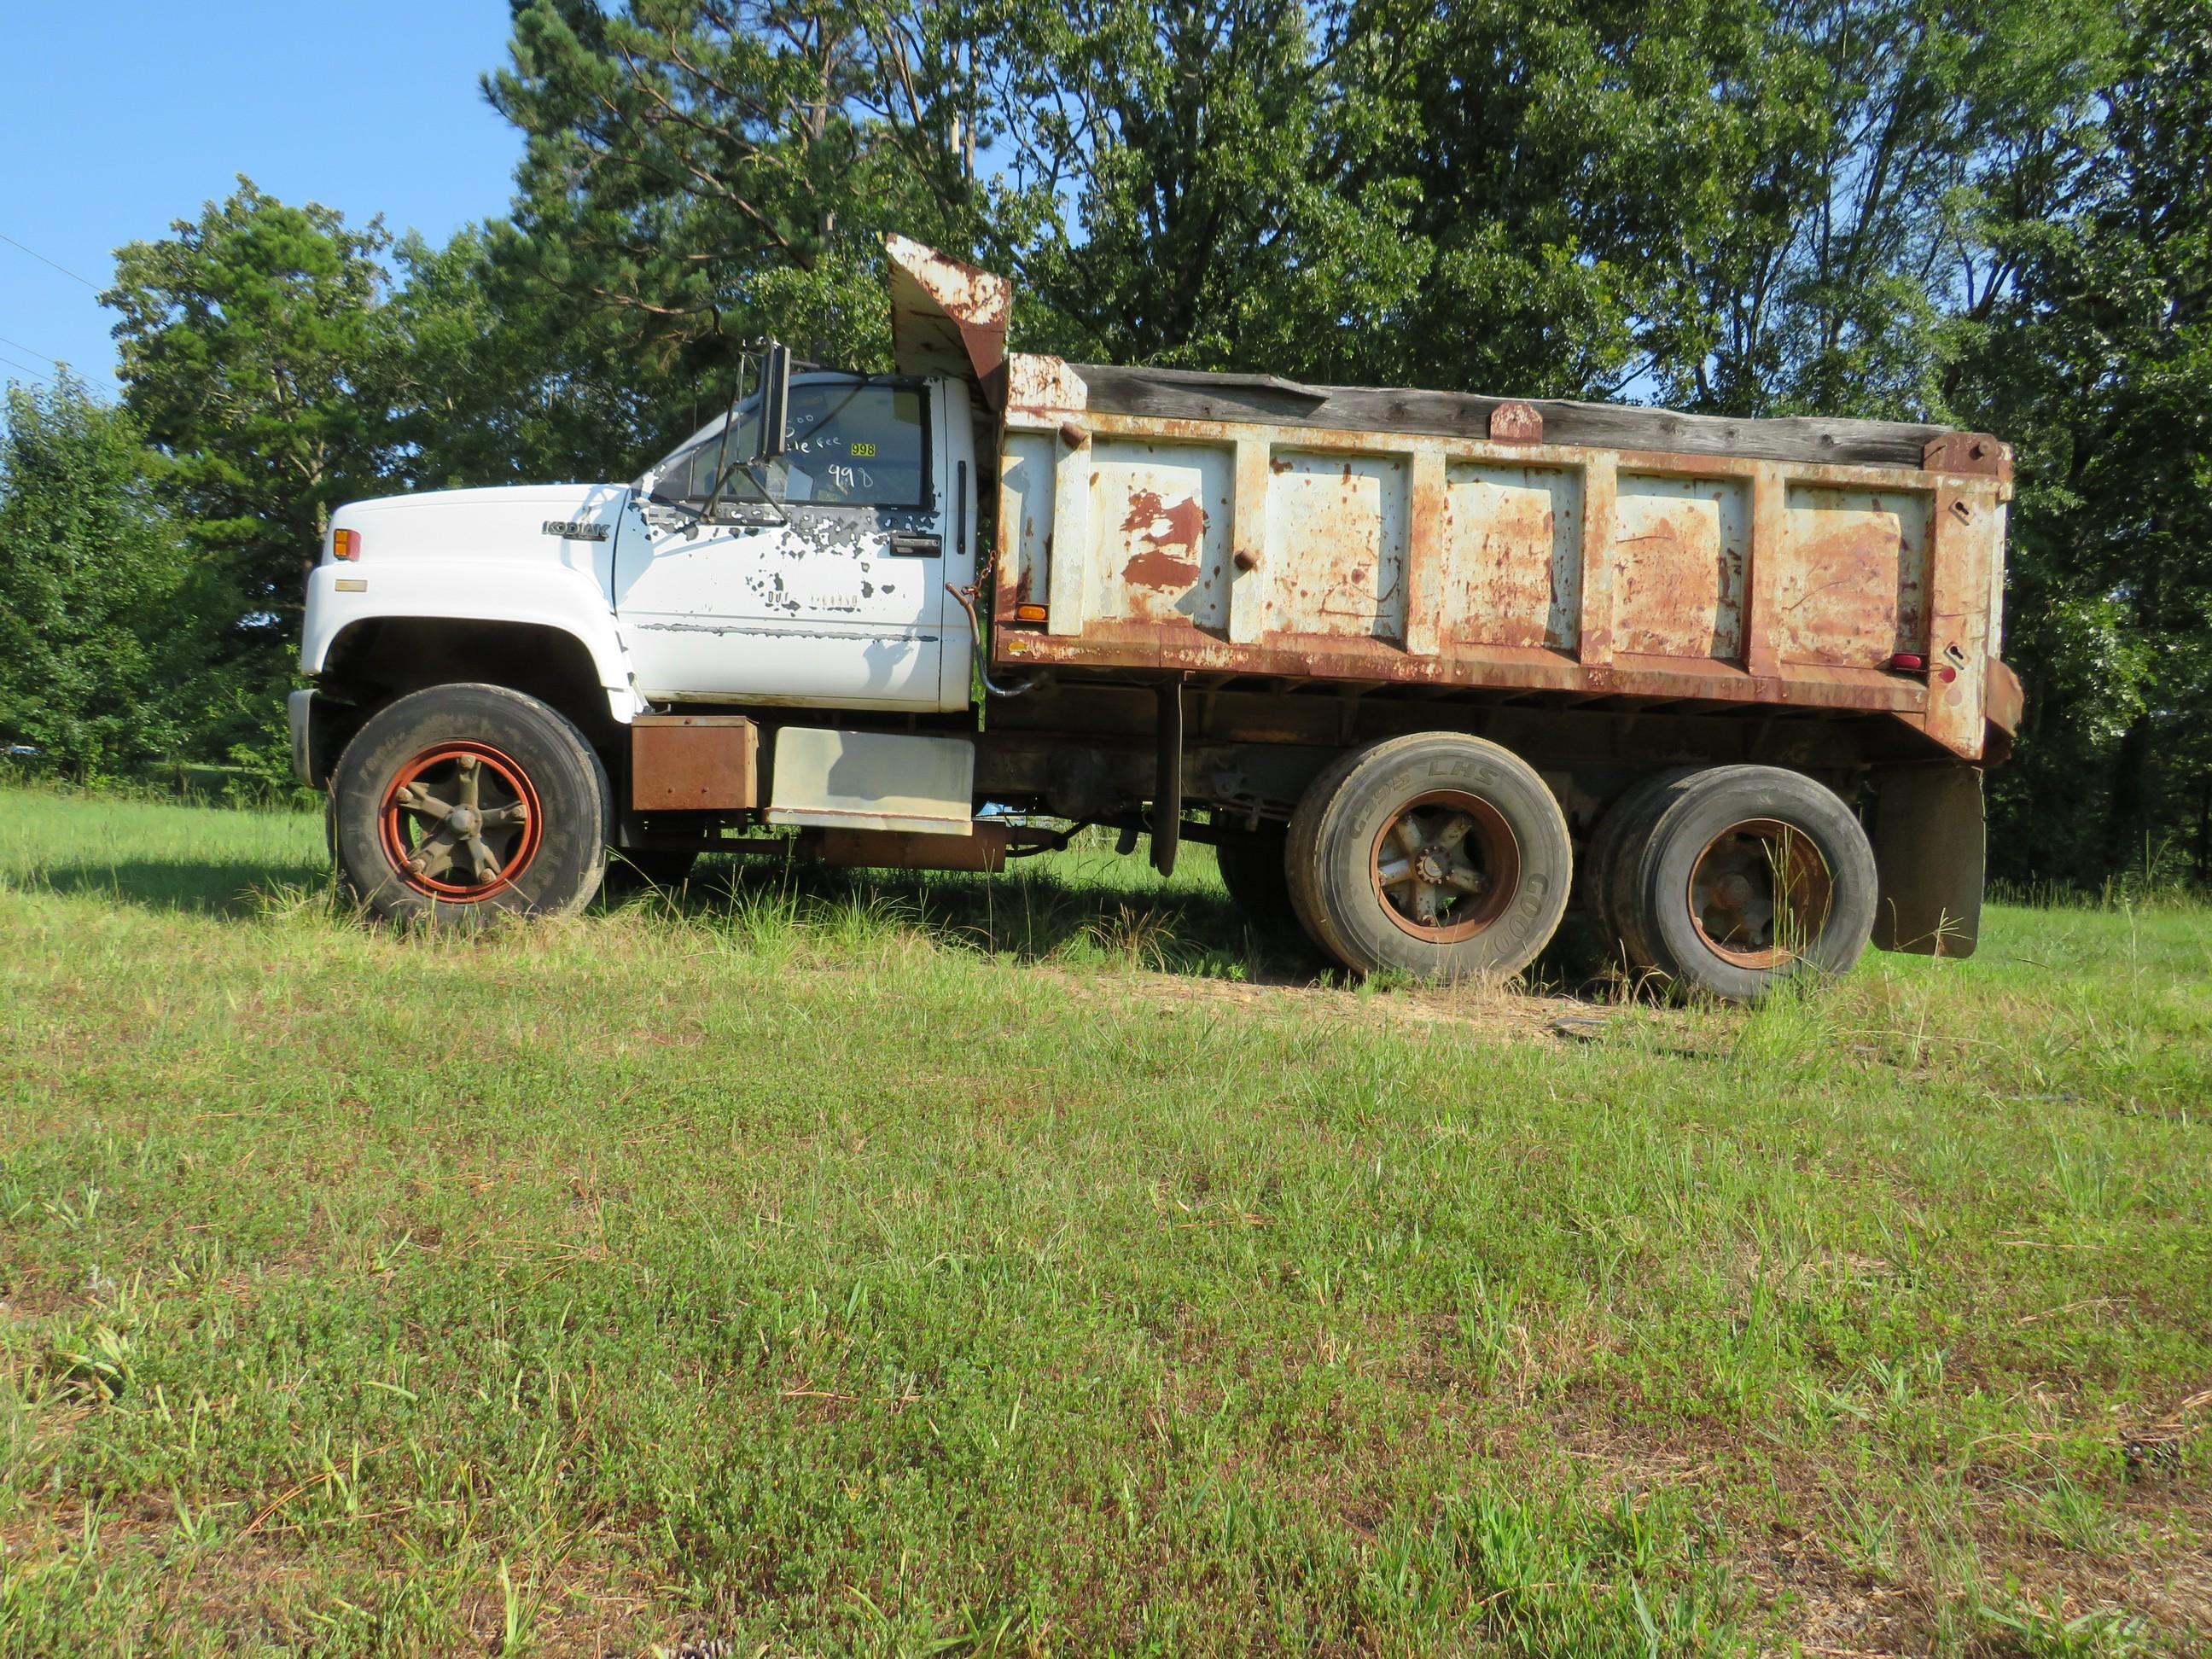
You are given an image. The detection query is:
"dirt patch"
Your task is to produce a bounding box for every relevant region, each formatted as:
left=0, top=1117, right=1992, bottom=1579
left=1048, top=963, right=1604, bottom=1044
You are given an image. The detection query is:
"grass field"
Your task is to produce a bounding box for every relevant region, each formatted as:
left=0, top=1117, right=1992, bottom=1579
left=0, top=787, right=2206, bottom=1657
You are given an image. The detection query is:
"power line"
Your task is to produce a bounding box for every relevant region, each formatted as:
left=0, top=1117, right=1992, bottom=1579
left=0, top=230, right=101, bottom=290
left=0, top=350, right=120, bottom=405
left=0, top=331, right=69, bottom=370
left=0, top=351, right=56, bottom=387
left=0, top=334, right=120, bottom=405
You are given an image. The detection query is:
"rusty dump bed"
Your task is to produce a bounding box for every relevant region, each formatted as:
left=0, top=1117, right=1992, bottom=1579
left=886, top=236, right=2020, bottom=764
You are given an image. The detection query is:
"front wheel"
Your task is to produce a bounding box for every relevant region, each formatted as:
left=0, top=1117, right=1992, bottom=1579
left=329, top=683, right=609, bottom=925
left=1285, top=733, right=1572, bottom=981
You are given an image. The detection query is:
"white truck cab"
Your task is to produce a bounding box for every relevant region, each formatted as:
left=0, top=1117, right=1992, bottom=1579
left=300, top=369, right=979, bottom=731
left=619, top=372, right=978, bottom=711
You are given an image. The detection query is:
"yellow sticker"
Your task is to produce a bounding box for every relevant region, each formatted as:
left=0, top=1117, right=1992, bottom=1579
left=849, top=441, right=876, bottom=457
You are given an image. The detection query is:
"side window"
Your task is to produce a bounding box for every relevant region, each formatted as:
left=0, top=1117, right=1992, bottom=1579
left=780, top=382, right=928, bottom=507
left=645, top=379, right=928, bottom=509
left=648, top=405, right=761, bottom=506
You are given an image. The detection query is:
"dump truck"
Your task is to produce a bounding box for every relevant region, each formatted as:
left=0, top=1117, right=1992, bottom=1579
left=290, top=236, right=2020, bottom=1000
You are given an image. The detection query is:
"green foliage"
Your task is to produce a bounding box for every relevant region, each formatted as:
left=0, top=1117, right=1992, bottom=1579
left=105, top=178, right=393, bottom=777
left=1960, top=0, right=2212, bottom=883
left=381, top=225, right=660, bottom=489
left=480, top=0, right=993, bottom=462
left=0, top=376, right=189, bottom=777
left=980, top=0, right=1422, bottom=375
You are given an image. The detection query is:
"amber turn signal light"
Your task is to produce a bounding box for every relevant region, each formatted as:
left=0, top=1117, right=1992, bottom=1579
left=1013, top=602, right=1048, bottom=623
left=332, top=529, right=361, bottom=562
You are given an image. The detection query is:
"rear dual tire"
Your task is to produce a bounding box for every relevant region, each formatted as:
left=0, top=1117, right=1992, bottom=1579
left=1587, top=764, right=1877, bottom=1000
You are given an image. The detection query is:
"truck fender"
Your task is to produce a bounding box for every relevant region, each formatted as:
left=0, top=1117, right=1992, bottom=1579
left=302, top=560, right=644, bottom=726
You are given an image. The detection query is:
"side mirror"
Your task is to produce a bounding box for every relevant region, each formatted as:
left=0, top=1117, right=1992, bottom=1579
left=755, top=342, right=791, bottom=462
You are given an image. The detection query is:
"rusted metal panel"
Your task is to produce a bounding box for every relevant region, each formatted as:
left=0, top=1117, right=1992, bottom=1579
left=810, top=825, right=1012, bottom=872
left=1439, top=462, right=1581, bottom=651
left=1083, top=439, right=1234, bottom=630
left=884, top=234, right=1012, bottom=410
left=1777, top=486, right=1931, bottom=668
left=1610, top=474, right=1748, bottom=661
left=987, top=344, right=2009, bottom=762
left=1264, top=452, right=1411, bottom=643
left=631, top=715, right=758, bottom=812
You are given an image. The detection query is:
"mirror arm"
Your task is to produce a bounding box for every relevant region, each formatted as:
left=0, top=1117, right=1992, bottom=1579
left=736, top=461, right=790, bottom=526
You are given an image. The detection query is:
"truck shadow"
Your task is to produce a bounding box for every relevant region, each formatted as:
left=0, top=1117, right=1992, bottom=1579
left=643, top=854, right=1329, bottom=985
left=12, top=844, right=1608, bottom=999
left=26, top=856, right=328, bottom=917
left=632, top=855, right=1614, bottom=997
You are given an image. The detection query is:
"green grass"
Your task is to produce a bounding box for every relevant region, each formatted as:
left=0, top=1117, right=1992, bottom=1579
left=0, top=786, right=2206, bottom=1656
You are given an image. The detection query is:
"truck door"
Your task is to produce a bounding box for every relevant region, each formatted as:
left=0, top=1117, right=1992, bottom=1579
left=615, top=374, right=960, bottom=711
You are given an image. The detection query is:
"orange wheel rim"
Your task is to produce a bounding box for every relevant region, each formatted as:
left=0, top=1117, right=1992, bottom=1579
left=1369, top=791, right=1521, bottom=943
left=1685, top=818, right=1832, bottom=968
left=376, top=742, right=544, bottom=901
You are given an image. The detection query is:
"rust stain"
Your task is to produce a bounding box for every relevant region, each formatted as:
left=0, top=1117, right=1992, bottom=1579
left=1119, top=488, right=1206, bottom=591
left=1783, top=516, right=1926, bottom=666
left=1488, top=401, right=1544, bottom=442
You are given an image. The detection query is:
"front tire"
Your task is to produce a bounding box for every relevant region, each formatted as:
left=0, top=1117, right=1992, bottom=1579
left=329, top=683, right=609, bottom=925
left=1285, top=733, right=1572, bottom=981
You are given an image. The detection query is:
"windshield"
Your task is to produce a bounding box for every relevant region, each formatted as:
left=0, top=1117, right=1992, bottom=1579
left=643, top=376, right=929, bottom=509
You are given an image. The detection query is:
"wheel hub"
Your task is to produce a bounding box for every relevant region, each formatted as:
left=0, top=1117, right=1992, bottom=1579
left=1371, top=792, right=1518, bottom=943
left=377, top=743, right=543, bottom=901
left=1685, top=818, right=1832, bottom=969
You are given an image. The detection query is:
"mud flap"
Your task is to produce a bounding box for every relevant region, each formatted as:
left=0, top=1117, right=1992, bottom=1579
left=1869, top=764, right=1985, bottom=957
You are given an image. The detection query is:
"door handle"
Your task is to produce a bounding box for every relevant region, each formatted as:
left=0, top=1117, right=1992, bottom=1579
left=887, top=532, right=942, bottom=558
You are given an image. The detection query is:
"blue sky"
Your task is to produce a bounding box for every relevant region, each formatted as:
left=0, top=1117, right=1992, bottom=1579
left=0, top=2, right=526, bottom=396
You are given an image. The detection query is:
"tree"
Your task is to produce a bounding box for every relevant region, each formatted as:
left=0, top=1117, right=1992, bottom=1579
left=105, top=178, right=393, bottom=772
left=484, top=0, right=992, bottom=468
left=979, top=0, right=1422, bottom=375
left=1961, top=0, right=2212, bottom=883
left=381, top=225, right=663, bottom=491
left=0, top=375, right=189, bottom=777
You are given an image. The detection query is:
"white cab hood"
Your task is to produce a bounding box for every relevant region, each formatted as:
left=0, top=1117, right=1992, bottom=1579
left=301, top=482, right=647, bottom=721
left=332, top=482, right=635, bottom=565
